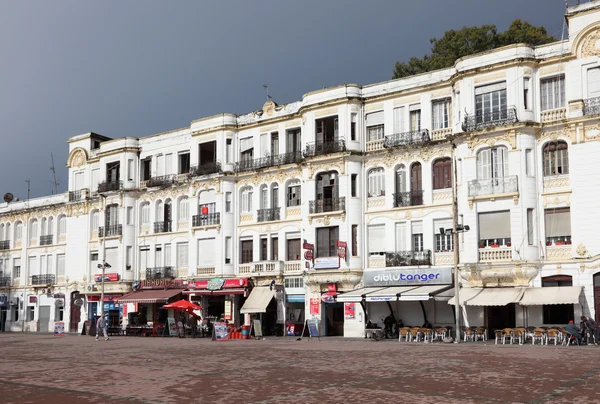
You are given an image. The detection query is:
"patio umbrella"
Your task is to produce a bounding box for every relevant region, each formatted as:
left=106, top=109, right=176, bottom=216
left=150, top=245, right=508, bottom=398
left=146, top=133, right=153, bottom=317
left=163, top=299, right=202, bottom=311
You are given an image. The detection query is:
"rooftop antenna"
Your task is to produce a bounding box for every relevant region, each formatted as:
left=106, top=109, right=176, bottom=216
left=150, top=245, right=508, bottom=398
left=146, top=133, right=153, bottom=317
left=50, top=152, right=60, bottom=195
left=25, top=179, right=30, bottom=208
left=263, top=84, right=272, bottom=101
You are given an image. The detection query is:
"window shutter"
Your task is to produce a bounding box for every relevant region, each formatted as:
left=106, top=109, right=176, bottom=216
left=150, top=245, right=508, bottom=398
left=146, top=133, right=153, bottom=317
left=393, top=107, right=404, bottom=134
left=479, top=211, right=511, bottom=239
left=368, top=225, right=385, bottom=253
left=545, top=208, right=571, bottom=237
left=366, top=111, right=384, bottom=127
left=395, top=223, right=406, bottom=251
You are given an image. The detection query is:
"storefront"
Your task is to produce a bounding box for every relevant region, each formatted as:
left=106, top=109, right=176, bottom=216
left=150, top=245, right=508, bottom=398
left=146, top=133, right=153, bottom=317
left=185, top=278, right=248, bottom=326
left=117, top=279, right=185, bottom=327
left=284, top=276, right=306, bottom=336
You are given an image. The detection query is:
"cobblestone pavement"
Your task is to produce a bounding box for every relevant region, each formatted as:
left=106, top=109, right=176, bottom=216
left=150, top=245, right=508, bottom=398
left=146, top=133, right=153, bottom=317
left=0, top=333, right=600, bottom=404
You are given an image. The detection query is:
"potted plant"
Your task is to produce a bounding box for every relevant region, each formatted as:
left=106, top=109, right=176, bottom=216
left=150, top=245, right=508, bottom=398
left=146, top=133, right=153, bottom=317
left=546, top=241, right=552, bottom=246
left=566, top=239, right=572, bottom=245
left=555, top=240, right=565, bottom=246
left=479, top=241, right=485, bottom=249
left=506, top=241, right=512, bottom=247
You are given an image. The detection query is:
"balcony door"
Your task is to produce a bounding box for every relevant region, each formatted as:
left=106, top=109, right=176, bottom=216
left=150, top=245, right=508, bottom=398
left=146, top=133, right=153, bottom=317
left=410, top=163, right=422, bottom=194
left=316, top=116, right=338, bottom=143
left=588, top=67, right=600, bottom=98
left=477, top=147, right=508, bottom=180
left=475, top=82, right=507, bottom=123
left=199, top=141, right=217, bottom=165
left=106, top=162, right=120, bottom=183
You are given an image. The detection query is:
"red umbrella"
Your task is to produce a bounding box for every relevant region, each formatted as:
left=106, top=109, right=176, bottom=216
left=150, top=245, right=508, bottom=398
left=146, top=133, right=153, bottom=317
left=163, top=299, right=202, bottom=311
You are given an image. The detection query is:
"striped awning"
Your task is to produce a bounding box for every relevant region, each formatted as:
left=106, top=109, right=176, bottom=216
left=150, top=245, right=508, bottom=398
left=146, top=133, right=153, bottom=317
left=117, top=289, right=184, bottom=304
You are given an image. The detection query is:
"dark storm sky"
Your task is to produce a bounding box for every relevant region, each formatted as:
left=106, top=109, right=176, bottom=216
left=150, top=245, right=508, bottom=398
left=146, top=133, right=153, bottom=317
left=0, top=0, right=568, bottom=198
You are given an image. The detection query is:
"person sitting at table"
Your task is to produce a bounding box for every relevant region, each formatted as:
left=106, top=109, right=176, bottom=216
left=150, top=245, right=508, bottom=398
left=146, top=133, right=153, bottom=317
left=566, top=320, right=583, bottom=345
left=366, top=320, right=377, bottom=329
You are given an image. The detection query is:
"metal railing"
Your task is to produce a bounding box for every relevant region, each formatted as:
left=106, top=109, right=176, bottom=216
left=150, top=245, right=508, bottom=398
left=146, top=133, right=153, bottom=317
left=154, top=221, right=172, bottom=233
left=68, top=189, right=88, bottom=202
left=257, top=207, right=281, bottom=222
left=31, top=274, right=56, bottom=285
left=384, top=129, right=431, bottom=148
left=192, top=213, right=220, bottom=227
left=189, top=162, right=222, bottom=177
left=385, top=250, right=432, bottom=267
left=304, top=138, right=346, bottom=157
left=40, top=235, right=54, bottom=246
left=309, top=197, right=346, bottom=214
left=0, top=277, right=11, bottom=287
left=98, top=225, right=122, bottom=238
left=97, top=181, right=123, bottom=193
left=145, top=267, right=175, bottom=280
left=393, top=191, right=424, bottom=207
left=584, top=97, right=600, bottom=116
left=462, top=107, right=518, bottom=132
left=0, top=240, right=9, bottom=251
left=146, top=175, right=175, bottom=188
left=468, top=175, right=518, bottom=197
left=235, top=151, right=303, bottom=173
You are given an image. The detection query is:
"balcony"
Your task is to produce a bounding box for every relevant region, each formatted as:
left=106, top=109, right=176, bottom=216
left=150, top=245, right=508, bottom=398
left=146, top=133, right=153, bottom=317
left=257, top=207, right=281, bottom=222
left=0, top=277, right=11, bottom=287
left=0, top=240, right=9, bottom=251
left=393, top=191, right=424, bottom=208
left=384, top=130, right=430, bottom=148
left=541, top=108, right=566, bottom=123
left=146, top=175, right=175, bottom=188
left=189, top=162, right=222, bottom=178
left=584, top=97, right=600, bottom=116
left=304, top=139, right=346, bottom=158
left=145, top=267, right=175, bottom=280
left=98, top=225, right=122, bottom=238
left=462, top=107, right=518, bottom=132
left=309, top=197, right=345, bottom=214
left=238, top=261, right=283, bottom=275
left=235, top=151, right=303, bottom=173
left=154, top=221, right=172, bottom=234
left=31, top=274, right=56, bottom=285
left=68, top=189, right=88, bottom=202
left=40, top=235, right=54, bottom=246
left=192, top=213, right=220, bottom=227
left=385, top=250, right=432, bottom=267
left=468, top=176, right=518, bottom=197
left=97, top=181, right=123, bottom=193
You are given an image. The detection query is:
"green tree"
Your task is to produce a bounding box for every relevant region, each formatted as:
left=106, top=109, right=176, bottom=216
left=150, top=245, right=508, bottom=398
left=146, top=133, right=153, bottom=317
left=393, top=19, right=555, bottom=79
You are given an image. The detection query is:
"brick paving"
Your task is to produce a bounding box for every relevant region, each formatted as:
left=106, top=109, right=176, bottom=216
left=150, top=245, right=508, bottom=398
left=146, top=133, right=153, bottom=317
left=0, top=333, right=599, bottom=403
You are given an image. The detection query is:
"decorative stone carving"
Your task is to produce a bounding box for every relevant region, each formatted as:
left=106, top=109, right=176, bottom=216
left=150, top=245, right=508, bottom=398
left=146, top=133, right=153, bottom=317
left=545, top=246, right=572, bottom=261
left=580, top=29, right=600, bottom=58
left=577, top=243, right=588, bottom=258
left=67, top=148, right=88, bottom=168
left=468, top=130, right=516, bottom=151
left=543, top=176, right=570, bottom=189
left=584, top=124, right=600, bottom=140
left=263, top=100, right=276, bottom=117
left=460, top=263, right=539, bottom=287
left=308, top=162, right=345, bottom=178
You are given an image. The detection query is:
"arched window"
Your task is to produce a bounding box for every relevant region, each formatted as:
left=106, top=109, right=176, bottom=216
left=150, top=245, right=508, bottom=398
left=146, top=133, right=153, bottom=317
left=432, top=158, right=452, bottom=190
left=47, top=216, right=54, bottom=236
left=178, top=197, right=189, bottom=221
left=198, top=190, right=216, bottom=215
left=315, top=171, right=338, bottom=200
left=410, top=162, right=423, bottom=205
left=271, top=184, right=279, bottom=208
left=156, top=201, right=164, bottom=222
left=543, top=141, right=569, bottom=176
left=259, top=185, right=269, bottom=209
left=367, top=168, right=385, bottom=197
left=0, top=224, right=4, bottom=241
left=140, top=203, right=150, bottom=225
left=477, top=146, right=508, bottom=180
left=240, top=187, right=253, bottom=213
left=4, top=223, right=10, bottom=242
left=286, top=180, right=301, bottom=207
left=30, top=219, right=38, bottom=240
left=91, top=211, right=99, bottom=231
left=58, top=216, right=66, bottom=237
left=40, top=218, right=47, bottom=236
left=15, top=222, right=22, bottom=241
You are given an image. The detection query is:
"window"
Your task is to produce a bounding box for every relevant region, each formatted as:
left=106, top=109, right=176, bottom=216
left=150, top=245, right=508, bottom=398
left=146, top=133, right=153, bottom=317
left=286, top=129, right=301, bottom=153
left=241, top=188, right=253, bottom=213
left=90, top=251, right=99, bottom=262
left=240, top=137, right=253, bottom=162
left=140, top=203, right=150, bottom=225
left=176, top=242, right=188, bottom=268
left=475, top=82, right=507, bottom=122
left=393, top=106, right=405, bottom=134
left=141, top=158, right=151, bottom=181
left=260, top=238, right=268, bottom=261
left=351, top=174, right=357, bottom=197
left=409, top=106, right=421, bottom=131
left=367, top=124, right=384, bottom=142
left=395, top=165, right=406, bottom=194
left=241, top=240, right=253, bottom=263
left=350, top=113, right=357, bottom=141
left=527, top=208, right=534, bottom=246
left=316, top=226, right=339, bottom=258
left=540, top=75, right=565, bottom=111
left=432, top=158, right=452, bottom=190
left=545, top=208, right=571, bottom=246
left=15, top=222, right=22, bottom=241
left=543, top=141, right=569, bottom=176
left=178, top=152, right=190, bottom=174
left=352, top=225, right=358, bottom=257
left=125, top=247, right=132, bottom=270
left=128, top=159, right=134, bottom=181
left=523, top=77, right=530, bottom=110
left=410, top=162, right=422, bottom=195
left=105, top=204, right=118, bottom=228
left=58, top=216, right=66, bottom=237
left=30, top=220, right=38, bottom=240
left=434, top=219, right=453, bottom=252
left=271, top=237, right=279, bottom=261
left=57, top=254, right=65, bottom=276
left=287, top=238, right=300, bottom=261
left=368, top=225, right=385, bottom=256
left=225, top=237, right=232, bottom=264
left=178, top=197, right=189, bottom=221
left=525, top=149, right=533, bottom=176
left=367, top=168, right=385, bottom=197
left=260, top=186, right=268, bottom=209
left=271, top=185, right=279, bottom=208
left=13, top=258, right=20, bottom=278
left=411, top=221, right=423, bottom=252
left=286, top=182, right=301, bottom=207
left=126, top=207, right=133, bottom=225
left=199, top=141, right=217, bottom=165
left=28, top=256, right=37, bottom=276
left=315, top=171, right=338, bottom=201
left=476, top=146, right=508, bottom=180
left=226, top=139, right=232, bottom=163
left=478, top=211, right=511, bottom=248
left=225, top=192, right=232, bottom=212
left=542, top=276, right=574, bottom=324
left=27, top=307, right=35, bottom=322
left=284, top=277, right=304, bottom=288
left=432, top=99, right=450, bottom=130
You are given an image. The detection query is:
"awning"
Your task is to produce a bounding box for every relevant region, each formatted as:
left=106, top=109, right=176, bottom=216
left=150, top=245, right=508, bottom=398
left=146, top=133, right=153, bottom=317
left=520, top=286, right=582, bottom=305
left=240, top=287, right=275, bottom=314
left=286, top=295, right=305, bottom=303
left=399, top=285, right=453, bottom=301
left=336, top=288, right=385, bottom=302
left=183, top=288, right=246, bottom=296
left=434, top=288, right=455, bottom=302
left=366, top=287, right=417, bottom=302
left=448, top=287, right=525, bottom=306
left=117, top=289, right=184, bottom=304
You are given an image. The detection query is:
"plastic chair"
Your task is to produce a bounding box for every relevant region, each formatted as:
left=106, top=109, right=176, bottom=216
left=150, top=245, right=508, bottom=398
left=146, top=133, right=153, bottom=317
left=398, top=327, right=410, bottom=342
left=475, top=327, right=487, bottom=341
left=409, top=328, right=421, bottom=342
left=434, top=327, right=447, bottom=341
left=422, top=328, right=434, bottom=343
left=546, top=329, right=559, bottom=345
left=463, top=327, right=476, bottom=342
left=502, top=328, right=514, bottom=344
left=564, top=332, right=580, bottom=346
left=511, top=329, right=524, bottom=345
left=531, top=328, right=545, bottom=345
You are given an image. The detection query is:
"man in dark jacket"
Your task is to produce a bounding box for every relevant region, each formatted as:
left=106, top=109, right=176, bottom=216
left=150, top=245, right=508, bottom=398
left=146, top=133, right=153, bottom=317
left=581, top=316, right=599, bottom=344
left=566, top=320, right=582, bottom=345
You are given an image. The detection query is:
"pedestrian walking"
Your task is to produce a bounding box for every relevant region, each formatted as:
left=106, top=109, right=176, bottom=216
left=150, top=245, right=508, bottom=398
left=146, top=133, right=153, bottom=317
left=96, top=313, right=109, bottom=341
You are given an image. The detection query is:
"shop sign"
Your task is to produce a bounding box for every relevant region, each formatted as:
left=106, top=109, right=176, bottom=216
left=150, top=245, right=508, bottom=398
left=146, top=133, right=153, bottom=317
left=140, top=279, right=185, bottom=290
left=87, top=294, right=123, bottom=302
left=207, top=278, right=225, bottom=291
left=94, top=273, right=120, bottom=282
left=344, top=303, right=356, bottom=319
left=190, top=278, right=248, bottom=290
left=314, top=257, right=339, bottom=270
left=336, top=241, right=347, bottom=260
left=0, top=296, right=7, bottom=306
left=363, top=267, right=452, bottom=287
left=224, top=300, right=232, bottom=320
left=321, top=294, right=336, bottom=304
left=29, top=295, right=37, bottom=304
left=309, top=298, right=320, bottom=316
left=214, top=322, right=229, bottom=341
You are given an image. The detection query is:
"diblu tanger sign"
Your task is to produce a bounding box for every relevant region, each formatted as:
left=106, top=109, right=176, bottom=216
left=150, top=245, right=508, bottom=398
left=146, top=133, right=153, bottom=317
left=363, top=267, right=452, bottom=287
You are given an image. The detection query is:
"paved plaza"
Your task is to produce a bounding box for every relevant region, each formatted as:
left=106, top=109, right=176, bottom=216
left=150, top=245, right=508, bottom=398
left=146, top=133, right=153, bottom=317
left=0, top=333, right=599, bottom=403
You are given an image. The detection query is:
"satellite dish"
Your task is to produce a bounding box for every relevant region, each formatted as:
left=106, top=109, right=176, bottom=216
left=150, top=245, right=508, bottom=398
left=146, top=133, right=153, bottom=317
left=3, top=193, right=14, bottom=203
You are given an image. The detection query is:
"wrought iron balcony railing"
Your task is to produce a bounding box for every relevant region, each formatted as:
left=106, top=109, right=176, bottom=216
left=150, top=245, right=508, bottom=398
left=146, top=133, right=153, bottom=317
left=31, top=274, right=56, bottom=285
left=0, top=240, right=10, bottom=251
left=385, top=250, right=432, bottom=267
left=468, top=175, right=518, bottom=197
left=97, top=181, right=123, bottom=193
left=393, top=191, right=424, bottom=207
left=154, top=221, right=172, bottom=233
left=257, top=207, right=281, bottom=222
left=146, top=267, right=175, bottom=280
left=189, top=162, right=222, bottom=177
left=462, top=107, right=518, bottom=132
left=235, top=151, right=303, bottom=173
left=146, top=175, right=175, bottom=188
left=304, top=139, right=346, bottom=158
left=384, top=129, right=431, bottom=148
left=192, top=213, right=220, bottom=227
left=68, top=189, right=88, bottom=202
left=40, top=235, right=54, bottom=246
left=309, top=197, right=346, bottom=214
left=0, top=277, right=11, bottom=287
left=584, top=97, right=600, bottom=116
left=98, top=225, right=122, bottom=238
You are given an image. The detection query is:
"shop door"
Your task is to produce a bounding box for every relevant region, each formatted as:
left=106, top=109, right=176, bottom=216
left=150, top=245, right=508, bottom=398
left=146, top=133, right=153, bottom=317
left=486, top=304, right=516, bottom=338
left=0, top=308, right=6, bottom=332
left=38, top=306, right=51, bottom=333
left=70, top=292, right=82, bottom=332
left=325, top=303, right=344, bottom=336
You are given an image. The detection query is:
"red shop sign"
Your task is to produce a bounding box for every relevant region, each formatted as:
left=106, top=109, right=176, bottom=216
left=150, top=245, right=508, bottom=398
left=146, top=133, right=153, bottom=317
left=191, top=278, right=248, bottom=290
left=94, top=273, right=120, bottom=282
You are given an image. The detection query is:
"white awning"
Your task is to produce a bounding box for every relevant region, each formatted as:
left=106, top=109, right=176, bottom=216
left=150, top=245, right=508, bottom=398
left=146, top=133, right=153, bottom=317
left=448, top=287, right=525, bottom=306
left=336, top=288, right=384, bottom=303
left=239, top=287, right=274, bottom=314
left=399, top=285, right=453, bottom=301
left=520, top=286, right=582, bottom=306
left=365, top=286, right=418, bottom=302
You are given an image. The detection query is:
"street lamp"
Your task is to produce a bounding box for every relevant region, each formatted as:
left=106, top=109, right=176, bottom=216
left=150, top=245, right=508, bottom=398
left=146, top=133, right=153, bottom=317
left=97, top=261, right=111, bottom=316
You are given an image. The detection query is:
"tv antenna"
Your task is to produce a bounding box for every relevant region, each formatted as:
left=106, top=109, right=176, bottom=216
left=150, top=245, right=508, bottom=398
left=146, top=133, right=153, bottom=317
left=25, top=179, right=30, bottom=208
left=263, top=84, right=272, bottom=101
left=50, top=153, right=60, bottom=195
